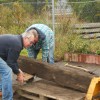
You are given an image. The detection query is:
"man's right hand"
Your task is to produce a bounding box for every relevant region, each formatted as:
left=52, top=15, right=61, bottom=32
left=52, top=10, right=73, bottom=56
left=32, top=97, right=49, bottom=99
left=16, top=69, right=24, bottom=84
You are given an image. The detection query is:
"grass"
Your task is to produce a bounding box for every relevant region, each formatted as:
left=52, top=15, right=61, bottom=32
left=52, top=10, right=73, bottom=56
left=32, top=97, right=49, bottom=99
left=20, top=49, right=28, bottom=56
left=20, top=48, right=42, bottom=60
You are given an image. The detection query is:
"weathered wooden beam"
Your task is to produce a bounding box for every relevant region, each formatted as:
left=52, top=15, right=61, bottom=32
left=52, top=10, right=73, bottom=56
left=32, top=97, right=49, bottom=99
left=18, top=56, right=96, bottom=93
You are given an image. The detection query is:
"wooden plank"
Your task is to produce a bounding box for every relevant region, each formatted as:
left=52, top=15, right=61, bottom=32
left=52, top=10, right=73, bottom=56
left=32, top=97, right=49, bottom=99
left=24, top=72, right=34, bottom=82
left=82, top=33, right=100, bottom=39
left=18, top=80, right=85, bottom=100
left=39, top=95, right=48, bottom=100
left=74, top=23, right=100, bottom=28
left=17, top=92, right=40, bottom=100
left=73, top=28, right=100, bottom=33
left=18, top=56, right=97, bottom=92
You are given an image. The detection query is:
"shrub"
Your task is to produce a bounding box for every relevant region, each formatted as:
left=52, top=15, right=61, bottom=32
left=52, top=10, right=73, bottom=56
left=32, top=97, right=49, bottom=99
left=96, top=50, right=100, bottom=55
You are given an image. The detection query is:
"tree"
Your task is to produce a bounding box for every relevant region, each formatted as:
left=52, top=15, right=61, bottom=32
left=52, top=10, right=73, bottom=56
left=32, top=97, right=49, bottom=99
left=0, top=0, right=24, bottom=3
left=68, top=0, right=100, bottom=22
left=0, top=0, right=49, bottom=14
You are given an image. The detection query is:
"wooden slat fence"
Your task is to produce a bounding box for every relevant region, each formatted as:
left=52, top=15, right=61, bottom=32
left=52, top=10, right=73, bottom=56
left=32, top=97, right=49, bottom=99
left=73, top=23, right=100, bottom=39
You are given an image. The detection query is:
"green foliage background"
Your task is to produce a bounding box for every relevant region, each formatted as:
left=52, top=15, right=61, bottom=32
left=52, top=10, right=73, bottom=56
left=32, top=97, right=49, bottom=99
left=0, top=1, right=100, bottom=60
left=68, top=0, right=100, bottom=22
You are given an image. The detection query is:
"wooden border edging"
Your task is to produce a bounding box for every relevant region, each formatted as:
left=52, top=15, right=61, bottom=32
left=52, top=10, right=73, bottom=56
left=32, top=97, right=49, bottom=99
left=64, top=53, right=100, bottom=65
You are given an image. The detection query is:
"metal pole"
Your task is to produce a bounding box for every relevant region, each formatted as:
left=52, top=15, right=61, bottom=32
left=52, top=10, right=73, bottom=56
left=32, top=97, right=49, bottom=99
left=52, top=0, right=55, bottom=33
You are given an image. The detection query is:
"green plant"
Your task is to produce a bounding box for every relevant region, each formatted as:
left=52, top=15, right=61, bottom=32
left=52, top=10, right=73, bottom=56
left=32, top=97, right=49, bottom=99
left=68, top=0, right=100, bottom=22
left=96, top=50, right=100, bottom=55
left=20, top=49, right=27, bottom=56
left=0, top=5, right=13, bottom=30
left=1, top=2, right=100, bottom=61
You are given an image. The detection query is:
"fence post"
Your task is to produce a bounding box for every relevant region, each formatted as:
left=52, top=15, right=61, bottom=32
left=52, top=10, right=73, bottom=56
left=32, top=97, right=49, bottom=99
left=52, top=0, right=55, bottom=33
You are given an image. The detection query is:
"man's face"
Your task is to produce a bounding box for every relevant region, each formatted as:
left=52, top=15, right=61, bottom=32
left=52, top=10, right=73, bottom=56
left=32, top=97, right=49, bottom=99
left=24, top=35, right=36, bottom=48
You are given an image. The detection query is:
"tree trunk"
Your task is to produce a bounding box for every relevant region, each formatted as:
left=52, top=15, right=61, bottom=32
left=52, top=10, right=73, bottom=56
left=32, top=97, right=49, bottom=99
left=18, top=56, right=96, bottom=93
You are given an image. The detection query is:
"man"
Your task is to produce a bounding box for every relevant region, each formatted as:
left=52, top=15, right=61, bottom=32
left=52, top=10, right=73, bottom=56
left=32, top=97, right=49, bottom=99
left=26, top=24, right=55, bottom=64
left=0, top=30, right=37, bottom=100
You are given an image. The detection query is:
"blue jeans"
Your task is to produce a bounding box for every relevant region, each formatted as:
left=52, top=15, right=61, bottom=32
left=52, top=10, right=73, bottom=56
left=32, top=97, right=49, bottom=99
left=27, top=44, right=54, bottom=64
left=27, top=47, right=40, bottom=59
left=0, top=58, right=13, bottom=100
left=47, top=45, right=54, bottom=64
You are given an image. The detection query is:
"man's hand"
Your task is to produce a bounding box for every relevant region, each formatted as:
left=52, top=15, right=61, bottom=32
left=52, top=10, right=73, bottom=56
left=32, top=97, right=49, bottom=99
left=16, top=69, right=24, bottom=84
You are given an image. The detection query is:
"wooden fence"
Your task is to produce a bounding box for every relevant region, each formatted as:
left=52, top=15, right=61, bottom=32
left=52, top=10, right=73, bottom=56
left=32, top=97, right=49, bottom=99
left=73, top=23, right=100, bottom=39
